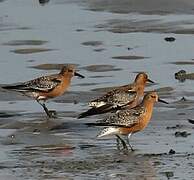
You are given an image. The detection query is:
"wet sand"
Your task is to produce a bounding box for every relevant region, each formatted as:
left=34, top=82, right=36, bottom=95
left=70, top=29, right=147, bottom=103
left=1, top=0, right=194, bottom=179
left=77, top=0, right=194, bottom=14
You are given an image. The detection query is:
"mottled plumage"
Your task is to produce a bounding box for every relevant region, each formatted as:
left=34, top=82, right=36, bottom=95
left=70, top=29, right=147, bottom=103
left=86, top=92, right=168, bottom=151
left=2, top=65, right=84, bottom=117
left=5, top=76, right=61, bottom=94
left=78, top=72, right=154, bottom=119
left=98, top=106, right=146, bottom=127
left=88, top=85, right=137, bottom=108
left=78, top=90, right=137, bottom=118
left=98, top=89, right=137, bottom=107
left=22, top=76, right=61, bottom=92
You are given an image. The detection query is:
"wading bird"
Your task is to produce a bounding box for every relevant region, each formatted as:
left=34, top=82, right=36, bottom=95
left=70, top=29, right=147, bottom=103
left=87, top=91, right=168, bottom=151
left=78, top=72, right=154, bottom=118
left=2, top=65, right=84, bottom=118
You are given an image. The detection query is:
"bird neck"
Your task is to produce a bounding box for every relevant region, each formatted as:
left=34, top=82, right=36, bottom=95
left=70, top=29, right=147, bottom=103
left=59, top=74, right=73, bottom=86
left=143, top=99, right=154, bottom=108
left=136, top=100, right=155, bottom=130
left=134, top=82, right=146, bottom=96
left=142, top=100, right=155, bottom=119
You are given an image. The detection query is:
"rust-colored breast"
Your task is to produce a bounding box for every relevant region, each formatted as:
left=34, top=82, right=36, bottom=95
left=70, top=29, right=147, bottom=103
left=118, top=105, right=153, bottom=135
left=118, top=123, right=142, bottom=135
left=39, top=76, right=72, bottom=99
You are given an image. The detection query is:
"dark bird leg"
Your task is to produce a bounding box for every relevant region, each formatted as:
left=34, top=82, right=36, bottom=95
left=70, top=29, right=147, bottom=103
left=116, top=136, right=121, bottom=150
left=126, top=133, right=134, bottom=151
left=37, top=100, right=52, bottom=118
left=116, top=135, right=128, bottom=150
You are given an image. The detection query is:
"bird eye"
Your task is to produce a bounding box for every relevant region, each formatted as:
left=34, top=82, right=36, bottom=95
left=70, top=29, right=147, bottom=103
left=68, top=69, right=73, bottom=72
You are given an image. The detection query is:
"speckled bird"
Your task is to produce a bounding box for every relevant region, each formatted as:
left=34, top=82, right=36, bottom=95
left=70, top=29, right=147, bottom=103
left=87, top=91, right=168, bottom=150
left=78, top=72, right=154, bottom=119
left=2, top=65, right=84, bottom=118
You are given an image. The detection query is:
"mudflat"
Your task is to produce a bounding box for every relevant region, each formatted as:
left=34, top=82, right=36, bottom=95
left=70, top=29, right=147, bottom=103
left=0, top=0, right=194, bottom=179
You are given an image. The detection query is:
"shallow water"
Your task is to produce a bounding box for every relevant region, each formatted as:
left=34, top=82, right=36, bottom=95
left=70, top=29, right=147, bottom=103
left=1, top=0, right=194, bottom=179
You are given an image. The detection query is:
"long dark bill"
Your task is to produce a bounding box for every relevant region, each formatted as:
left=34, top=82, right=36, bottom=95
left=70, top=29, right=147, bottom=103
left=158, top=98, right=168, bottom=104
left=74, top=72, right=85, bottom=78
left=148, top=79, right=155, bottom=83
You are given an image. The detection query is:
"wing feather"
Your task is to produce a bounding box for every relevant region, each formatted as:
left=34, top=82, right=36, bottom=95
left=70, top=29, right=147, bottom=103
left=89, top=84, right=136, bottom=108
left=97, top=106, right=146, bottom=127
left=24, top=76, right=61, bottom=92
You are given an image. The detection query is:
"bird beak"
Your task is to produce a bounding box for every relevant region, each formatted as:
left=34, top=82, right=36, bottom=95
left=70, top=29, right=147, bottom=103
left=74, top=72, right=85, bottom=78
left=148, top=79, right=155, bottom=83
left=158, top=98, right=168, bottom=104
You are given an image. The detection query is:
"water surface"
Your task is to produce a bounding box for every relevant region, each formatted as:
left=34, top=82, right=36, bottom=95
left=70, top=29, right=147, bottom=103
left=0, top=0, right=194, bottom=179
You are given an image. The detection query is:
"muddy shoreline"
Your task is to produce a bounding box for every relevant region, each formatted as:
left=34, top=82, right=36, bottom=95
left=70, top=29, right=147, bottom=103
left=1, top=0, right=194, bottom=179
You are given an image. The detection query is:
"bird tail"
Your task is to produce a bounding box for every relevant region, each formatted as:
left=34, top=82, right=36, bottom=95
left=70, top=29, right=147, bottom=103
left=85, top=122, right=110, bottom=126
left=78, top=104, right=118, bottom=119
left=97, top=127, right=119, bottom=138
left=2, top=84, right=27, bottom=91
left=85, top=122, right=128, bottom=128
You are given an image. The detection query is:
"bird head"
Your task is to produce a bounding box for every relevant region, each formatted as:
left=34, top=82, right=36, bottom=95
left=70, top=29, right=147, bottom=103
left=60, top=65, right=84, bottom=78
left=135, top=72, right=154, bottom=85
left=144, top=91, right=168, bottom=104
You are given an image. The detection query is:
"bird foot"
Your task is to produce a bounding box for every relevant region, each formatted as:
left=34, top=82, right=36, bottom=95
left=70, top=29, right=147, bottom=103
left=47, top=110, right=57, bottom=118
left=130, top=148, right=135, bottom=152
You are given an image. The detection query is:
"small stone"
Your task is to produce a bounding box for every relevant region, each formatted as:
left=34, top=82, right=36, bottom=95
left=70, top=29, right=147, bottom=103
left=188, top=119, right=194, bottom=124
left=74, top=100, right=78, bottom=104
left=165, top=171, right=174, bottom=179
left=164, top=37, right=176, bottom=42
left=169, top=149, right=176, bottom=155
left=175, top=131, right=191, bottom=137
left=39, top=0, right=50, bottom=5
left=76, top=29, right=84, bottom=32
left=174, top=70, right=186, bottom=82
left=33, top=129, right=40, bottom=133
left=180, top=97, right=187, bottom=101
left=175, top=131, right=181, bottom=137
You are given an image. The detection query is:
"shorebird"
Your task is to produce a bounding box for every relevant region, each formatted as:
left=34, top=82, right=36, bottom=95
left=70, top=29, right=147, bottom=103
left=86, top=91, right=168, bottom=151
left=2, top=65, right=84, bottom=118
left=78, top=72, right=154, bottom=118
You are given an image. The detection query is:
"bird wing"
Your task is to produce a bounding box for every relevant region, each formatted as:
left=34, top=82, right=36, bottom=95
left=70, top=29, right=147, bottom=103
left=89, top=84, right=136, bottom=108
left=97, top=106, right=146, bottom=127
left=78, top=103, right=118, bottom=119
left=78, top=90, right=137, bottom=118
left=23, top=76, right=61, bottom=92
left=107, top=90, right=137, bottom=107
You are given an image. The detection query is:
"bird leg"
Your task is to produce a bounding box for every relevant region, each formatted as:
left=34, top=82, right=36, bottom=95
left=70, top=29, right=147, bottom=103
left=115, top=135, right=128, bottom=150
left=36, top=100, right=52, bottom=118
left=116, top=136, right=121, bottom=150
left=42, top=103, right=52, bottom=118
left=126, top=133, right=134, bottom=151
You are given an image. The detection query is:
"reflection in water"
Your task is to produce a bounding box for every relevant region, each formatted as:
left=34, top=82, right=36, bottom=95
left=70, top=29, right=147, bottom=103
left=78, top=0, right=194, bottom=14
left=3, top=40, right=48, bottom=46
left=0, top=114, right=157, bottom=179
left=6, top=144, right=157, bottom=179
left=11, top=48, right=54, bottom=54
left=39, top=0, right=50, bottom=5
